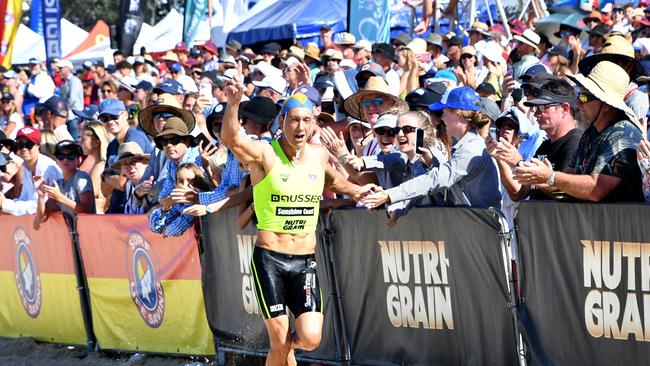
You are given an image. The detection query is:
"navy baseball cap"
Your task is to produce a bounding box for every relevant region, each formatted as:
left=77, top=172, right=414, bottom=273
left=153, top=79, right=184, bottom=95
left=314, top=75, right=335, bottom=89
left=98, top=98, right=126, bottom=116
left=294, top=85, right=321, bottom=106
left=429, top=86, right=481, bottom=111
left=406, top=87, right=444, bottom=108
left=41, top=96, right=68, bottom=118
left=134, top=80, right=153, bottom=91
left=72, top=104, right=100, bottom=121
left=355, top=62, right=385, bottom=81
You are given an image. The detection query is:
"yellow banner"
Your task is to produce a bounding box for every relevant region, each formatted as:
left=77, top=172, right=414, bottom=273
left=1, top=0, right=23, bottom=68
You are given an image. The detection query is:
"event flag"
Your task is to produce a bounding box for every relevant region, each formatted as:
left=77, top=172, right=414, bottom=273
left=349, top=0, right=390, bottom=44
left=0, top=0, right=23, bottom=68
left=41, top=0, right=61, bottom=70
left=183, top=0, right=208, bottom=45
left=29, top=0, right=43, bottom=35
left=117, top=0, right=144, bottom=56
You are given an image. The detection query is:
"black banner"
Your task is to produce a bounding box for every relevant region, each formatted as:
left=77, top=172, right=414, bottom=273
left=516, top=202, right=650, bottom=365
left=199, top=209, right=340, bottom=364
left=117, top=0, right=144, bottom=56
left=328, top=207, right=517, bottom=365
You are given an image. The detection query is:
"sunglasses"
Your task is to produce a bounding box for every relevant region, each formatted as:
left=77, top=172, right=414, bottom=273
left=361, top=97, right=385, bottom=109
left=154, top=112, right=176, bottom=120
left=56, top=153, right=80, bottom=161
left=99, top=114, right=119, bottom=123
left=578, top=92, right=598, bottom=104
left=395, top=125, right=417, bottom=134
left=155, top=135, right=187, bottom=149
left=561, top=31, right=572, bottom=37
left=534, top=103, right=561, bottom=112
left=374, top=127, right=398, bottom=137
left=192, top=70, right=202, bottom=75
left=461, top=54, right=475, bottom=59
left=15, top=140, right=36, bottom=151
left=101, top=89, right=113, bottom=94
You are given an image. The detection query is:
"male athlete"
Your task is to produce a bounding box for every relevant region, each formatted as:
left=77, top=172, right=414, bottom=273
left=220, top=75, right=373, bottom=365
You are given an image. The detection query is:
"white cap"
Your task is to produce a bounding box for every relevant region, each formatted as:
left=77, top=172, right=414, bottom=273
left=252, top=61, right=282, bottom=77
left=481, top=41, right=506, bottom=65
left=253, top=75, right=288, bottom=95
left=347, top=116, right=371, bottom=129
left=2, top=70, right=17, bottom=79
left=221, top=55, right=237, bottom=65
left=218, top=68, right=238, bottom=82
left=339, top=59, right=356, bottom=70
left=178, top=75, right=198, bottom=93
left=118, top=75, right=138, bottom=93
left=283, top=56, right=302, bottom=68
left=353, top=39, right=372, bottom=52
left=56, top=59, right=74, bottom=70
left=373, top=113, right=398, bottom=129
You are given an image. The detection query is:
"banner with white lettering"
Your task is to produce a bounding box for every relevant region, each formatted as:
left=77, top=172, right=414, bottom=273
left=200, top=209, right=340, bottom=363
left=41, top=0, right=61, bottom=69
left=516, top=202, right=650, bottom=365
left=329, top=207, right=517, bottom=365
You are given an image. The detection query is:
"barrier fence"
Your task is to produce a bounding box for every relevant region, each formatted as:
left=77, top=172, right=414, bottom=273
left=0, top=203, right=649, bottom=365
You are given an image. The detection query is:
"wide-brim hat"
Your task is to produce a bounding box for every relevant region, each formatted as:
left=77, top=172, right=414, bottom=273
left=578, top=34, right=645, bottom=79
left=153, top=117, right=195, bottom=147
left=513, top=29, right=541, bottom=53
left=239, top=96, right=278, bottom=125
left=342, top=76, right=408, bottom=122
left=138, top=93, right=195, bottom=137
left=317, top=112, right=336, bottom=125
left=468, top=21, right=491, bottom=36
left=110, top=141, right=151, bottom=169
left=567, top=61, right=641, bottom=131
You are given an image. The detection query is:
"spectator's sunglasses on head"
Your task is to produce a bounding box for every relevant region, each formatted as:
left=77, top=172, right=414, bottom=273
left=361, top=97, right=385, bottom=109
left=99, top=114, right=119, bottom=123
left=577, top=91, right=598, bottom=104
left=55, top=152, right=80, bottom=161
left=156, top=135, right=186, bottom=149
left=14, top=140, right=36, bottom=151
left=154, top=112, right=176, bottom=120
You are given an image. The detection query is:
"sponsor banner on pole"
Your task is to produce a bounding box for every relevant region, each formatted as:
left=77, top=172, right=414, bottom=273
left=200, top=209, right=339, bottom=363
left=329, top=207, right=517, bottom=365
left=183, top=0, right=207, bottom=46
left=349, top=0, right=390, bottom=43
left=516, top=202, right=650, bottom=365
left=76, top=214, right=214, bottom=355
left=0, top=214, right=86, bottom=344
left=29, top=0, right=43, bottom=35
left=1, top=0, right=22, bottom=68
left=117, top=0, right=144, bottom=56
left=41, top=0, right=61, bottom=68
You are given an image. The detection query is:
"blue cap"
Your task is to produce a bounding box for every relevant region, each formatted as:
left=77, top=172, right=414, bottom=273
left=98, top=98, right=126, bottom=116
left=429, top=86, right=481, bottom=112
left=72, top=104, right=100, bottom=121
left=432, top=69, right=457, bottom=83
left=294, top=85, right=321, bottom=106
left=170, top=63, right=183, bottom=73
left=153, top=79, right=184, bottom=95
left=314, top=75, right=335, bottom=89
left=134, top=80, right=153, bottom=91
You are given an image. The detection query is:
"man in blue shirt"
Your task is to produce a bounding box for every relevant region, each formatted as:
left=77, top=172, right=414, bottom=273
left=99, top=99, right=153, bottom=213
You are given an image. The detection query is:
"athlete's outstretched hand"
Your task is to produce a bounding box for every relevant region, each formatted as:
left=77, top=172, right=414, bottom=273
left=224, top=61, right=245, bottom=102
left=363, top=185, right=389, bottom=209
left=351, top=183, right=377, bottom=203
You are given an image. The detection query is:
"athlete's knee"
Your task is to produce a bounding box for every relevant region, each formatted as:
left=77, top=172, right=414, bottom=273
left=295, top=328, right=321, bottom=351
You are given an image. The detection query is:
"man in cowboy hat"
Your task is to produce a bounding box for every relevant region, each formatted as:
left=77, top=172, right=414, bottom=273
left=515, top=61, right=645, bottom=202
left=109, top=142, right=151, bottom=214
left=343, top=76, right=408, bottom=156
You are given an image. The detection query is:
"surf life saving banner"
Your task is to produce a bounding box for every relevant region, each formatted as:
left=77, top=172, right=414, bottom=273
left=0, top=214, right=86, bottom=344
left=348, top=0, right=390, bottom=44
left=200, top=208, right=340, bottom=363
left=328, top=207, right=518, bottom=365
left=75, top=214, right=214, bottom=355
left=516, top=202, right=650, bottom=365
left=41, top=0, right=61, bottom=69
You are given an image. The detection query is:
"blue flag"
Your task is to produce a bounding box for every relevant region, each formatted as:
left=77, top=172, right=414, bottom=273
left=183, top=0, right=208, bottom=45
left=30, top=0, right=43, bottom=35
left=349, top=0, right=390, bottom=43
left=41, top=0, right=61, bottom=69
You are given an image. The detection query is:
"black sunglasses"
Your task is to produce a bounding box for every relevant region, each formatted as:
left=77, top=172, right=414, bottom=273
left=395, top=126, right=417, bottom=134
left=374, top=127, right=398, bottom=137
left=155, top=135, right=187, bottom=149
left=99, top=114, right=119, bottom=123
left=14, top=140, right=36, bottom=151
left=55, top=152, right=80, bottom=161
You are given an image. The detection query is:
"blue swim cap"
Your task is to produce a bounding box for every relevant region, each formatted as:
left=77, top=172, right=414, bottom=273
left=280, top=93, right=314, bottom=116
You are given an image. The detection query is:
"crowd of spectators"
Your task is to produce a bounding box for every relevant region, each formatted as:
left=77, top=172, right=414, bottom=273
left=2, top=2, right=650, bottom=235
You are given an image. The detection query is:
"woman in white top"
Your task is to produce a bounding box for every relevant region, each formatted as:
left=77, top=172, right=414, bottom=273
left=0, top=93, right=24, bottom=139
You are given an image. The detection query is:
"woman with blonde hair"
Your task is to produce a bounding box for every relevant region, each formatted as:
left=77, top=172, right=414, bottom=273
left=39, top=129, right=59, bottom=160
left=365, top=87, right=501, bottom=211
left=0, top=93, right=24, bottom=138
left=80, top=122, right=112, bottom=213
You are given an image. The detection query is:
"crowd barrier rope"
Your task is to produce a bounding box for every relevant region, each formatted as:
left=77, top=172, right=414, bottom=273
left=2, top=202, right=648, bottom=365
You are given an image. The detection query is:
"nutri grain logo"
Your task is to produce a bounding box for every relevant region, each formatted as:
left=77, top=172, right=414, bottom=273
left=379, top=240, right=454, bottom=330
left=237, top=234, right=261, bottom=315
left=127, top=232, right=165, bottom=328
left=13, top=227, right=42, bottom=318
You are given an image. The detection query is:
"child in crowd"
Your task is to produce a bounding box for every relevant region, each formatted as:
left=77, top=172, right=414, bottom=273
left=150, top=162, right=213, bottom=236
left=34, top=140, right=95, bottom=229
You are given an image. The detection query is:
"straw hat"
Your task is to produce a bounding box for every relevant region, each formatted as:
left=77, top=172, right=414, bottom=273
left=567, top=61, right=640, bottom=130
left=406, top=38, right=427, bottom=54
left=468, top=21, right=491, bottom=36
left=578, top=33, right=645, bottom=78
left=342, top=76, right=408, bottom=122
left=289, top=46, right=305, bottom=61
left=335, top=32, right=357, bottom=46
left=138, top=93, right=195, bottom=137
left=304, top=44, right=321, bottom=62
left=513, top=29, right=541, bottom=53
left=159, top=51, right=179, bottom=63
left=110, top=142, right=150, bottom=169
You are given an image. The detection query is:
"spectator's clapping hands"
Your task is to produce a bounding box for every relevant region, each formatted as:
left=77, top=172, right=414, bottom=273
left=494, top=138, right=523, bottom=167
left=513, top=158, right=553, bottom=185
left=42, top=181, right=64, bottom=203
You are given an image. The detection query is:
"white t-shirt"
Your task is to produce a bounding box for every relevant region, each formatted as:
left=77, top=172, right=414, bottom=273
left=0, top=112, right=24, bottom=138
left=385, top=69, right=401, bottom=96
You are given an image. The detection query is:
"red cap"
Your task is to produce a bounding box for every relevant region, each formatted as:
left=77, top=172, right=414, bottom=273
left=200, top=41, right=219, bottom=55
left=16, top=127, right=41, bottom=145
left=174, top=42, right=189, bottom=53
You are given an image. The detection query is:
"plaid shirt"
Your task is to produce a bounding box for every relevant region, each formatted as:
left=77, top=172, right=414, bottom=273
left=198, top=150, right=245, bottom=205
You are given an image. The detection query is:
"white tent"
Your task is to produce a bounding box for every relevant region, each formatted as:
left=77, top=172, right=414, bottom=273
left=12, top=19, right=90, bottom=65
left=133, top=8, right=183, bottom=54
left=61, top=18, right=88, bottom=57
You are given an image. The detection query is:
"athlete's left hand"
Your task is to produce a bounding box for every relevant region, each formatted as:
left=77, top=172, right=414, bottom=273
left=363, top=186, right=389, bottom=209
